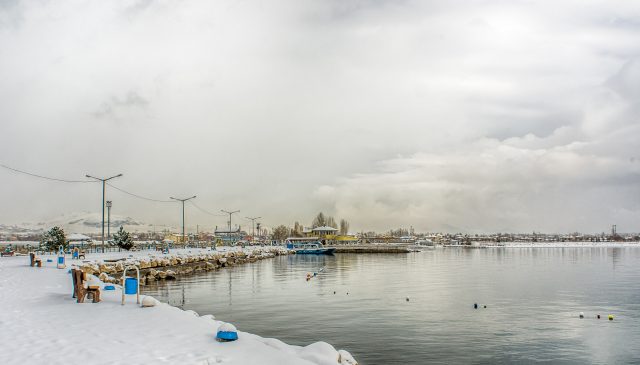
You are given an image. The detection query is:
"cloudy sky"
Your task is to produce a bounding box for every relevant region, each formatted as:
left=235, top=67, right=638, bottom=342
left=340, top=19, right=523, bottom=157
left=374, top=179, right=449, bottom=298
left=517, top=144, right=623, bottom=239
left=1, top=0, right=639, bottom=234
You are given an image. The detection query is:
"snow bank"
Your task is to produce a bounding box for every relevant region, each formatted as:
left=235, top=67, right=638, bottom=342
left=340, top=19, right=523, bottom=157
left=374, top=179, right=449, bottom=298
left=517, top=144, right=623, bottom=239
left=0, top=253, right=357, bottom=365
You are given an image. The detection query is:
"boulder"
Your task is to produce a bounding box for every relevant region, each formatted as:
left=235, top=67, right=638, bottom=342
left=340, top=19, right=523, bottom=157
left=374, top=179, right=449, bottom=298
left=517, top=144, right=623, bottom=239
left=141, top=296, right=160, bottom=307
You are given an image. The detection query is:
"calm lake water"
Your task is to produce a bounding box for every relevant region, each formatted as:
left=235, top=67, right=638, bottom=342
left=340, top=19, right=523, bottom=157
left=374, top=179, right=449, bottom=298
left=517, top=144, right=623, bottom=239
left=143, top=248, right=640, bottom=364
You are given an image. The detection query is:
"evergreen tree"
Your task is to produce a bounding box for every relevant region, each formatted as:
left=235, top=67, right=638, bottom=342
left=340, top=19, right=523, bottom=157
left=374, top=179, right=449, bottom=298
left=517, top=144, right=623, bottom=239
left=113, top=226, right=134, bottom=251
left=40, top=226, right=67, bottom=251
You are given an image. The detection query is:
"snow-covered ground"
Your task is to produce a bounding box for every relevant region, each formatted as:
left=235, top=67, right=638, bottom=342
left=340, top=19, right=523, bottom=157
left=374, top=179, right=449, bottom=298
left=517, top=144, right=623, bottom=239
left=0, top=249, right=357, bottom=365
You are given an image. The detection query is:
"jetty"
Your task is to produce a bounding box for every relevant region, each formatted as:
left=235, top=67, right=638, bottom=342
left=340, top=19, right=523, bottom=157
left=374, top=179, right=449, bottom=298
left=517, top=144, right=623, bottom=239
left=334, top=244, right=412, bottom=253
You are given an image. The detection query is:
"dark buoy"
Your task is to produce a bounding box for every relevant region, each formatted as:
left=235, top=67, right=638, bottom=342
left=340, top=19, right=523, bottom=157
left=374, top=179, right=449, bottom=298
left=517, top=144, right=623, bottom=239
left=597, top=314, right=601, bottom=319
left=579, top=312, right=584, bottom=319
left=333, top=291, right=336, bottom=294
left=406, top=297, right=410, bottom=302
left=483, top=305, right=487, bottom=308
left=473, top=303, right=478, bottom=309
left=347, top=292, right=349, bottom=295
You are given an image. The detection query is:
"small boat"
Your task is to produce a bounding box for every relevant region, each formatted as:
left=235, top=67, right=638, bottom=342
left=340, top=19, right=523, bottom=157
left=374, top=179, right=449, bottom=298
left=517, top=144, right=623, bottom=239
left=285, top=237, right=336, bottom=255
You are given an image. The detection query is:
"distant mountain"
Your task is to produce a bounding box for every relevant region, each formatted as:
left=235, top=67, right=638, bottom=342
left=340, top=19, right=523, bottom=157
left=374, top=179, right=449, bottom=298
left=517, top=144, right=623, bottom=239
left=0, top=212, right=175, bottom=236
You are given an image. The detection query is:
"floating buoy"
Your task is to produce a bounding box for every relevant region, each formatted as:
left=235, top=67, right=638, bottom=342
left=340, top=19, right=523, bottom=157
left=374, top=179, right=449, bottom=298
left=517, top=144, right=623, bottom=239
left=406, top=297, right=410, bottom=302
left=596, top=314, right=601, bottom=319
left=483, top=305, right=487, bottom=308
left=608, top=314, right=614, bottom=321
left=579, top=312, right=584, bottom=319
left=333, top=291, right=336, bottom=294
left=473, top=303, right=478, bottom=309
left=216, top=323, right=239, bottom=342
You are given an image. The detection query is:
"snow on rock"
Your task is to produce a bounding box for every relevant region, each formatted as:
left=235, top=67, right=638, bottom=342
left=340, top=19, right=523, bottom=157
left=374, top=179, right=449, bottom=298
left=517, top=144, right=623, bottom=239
left=0, top=251, right=356, bottom=365
left=338, top=350, right=358, bottom=365
left=201, top=314, right=216, bottom=321
left=297, top=342, right=341, bottom=365
left=141, top=295, right=160, bottom=307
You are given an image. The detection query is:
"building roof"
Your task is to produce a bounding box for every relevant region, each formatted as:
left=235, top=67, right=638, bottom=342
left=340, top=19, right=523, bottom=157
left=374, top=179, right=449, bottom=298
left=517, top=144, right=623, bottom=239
left=67, top=233, right=92, bottom=241
left=312, top=226, right=338, bottom=231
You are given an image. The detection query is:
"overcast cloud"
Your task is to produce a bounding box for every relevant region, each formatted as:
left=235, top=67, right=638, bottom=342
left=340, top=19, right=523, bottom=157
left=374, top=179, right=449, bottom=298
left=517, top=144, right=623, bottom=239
left=1, top=0, right=639, bottom=233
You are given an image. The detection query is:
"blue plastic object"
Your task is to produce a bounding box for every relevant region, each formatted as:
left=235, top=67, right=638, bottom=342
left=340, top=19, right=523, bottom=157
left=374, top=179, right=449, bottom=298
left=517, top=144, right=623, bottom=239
left=46, top=259, right=53, bottom=263
left=216, top=331, right=238, bottom=341
left=124, top=277, right=138, bottom=294
left=58, top=256, right=65, bottom=265
left=104, top=285, right=115, bottom=291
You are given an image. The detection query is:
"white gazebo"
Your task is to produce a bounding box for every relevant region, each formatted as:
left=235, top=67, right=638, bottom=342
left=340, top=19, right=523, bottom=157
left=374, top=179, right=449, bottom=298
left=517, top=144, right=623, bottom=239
left=311, top=226, right=338, bottom=236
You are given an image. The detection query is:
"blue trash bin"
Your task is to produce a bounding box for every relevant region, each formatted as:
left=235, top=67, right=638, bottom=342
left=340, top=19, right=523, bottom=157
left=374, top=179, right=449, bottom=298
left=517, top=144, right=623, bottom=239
left=124, top=277, right=138, bottom=294
left=58, top=256, right=65, bottom=265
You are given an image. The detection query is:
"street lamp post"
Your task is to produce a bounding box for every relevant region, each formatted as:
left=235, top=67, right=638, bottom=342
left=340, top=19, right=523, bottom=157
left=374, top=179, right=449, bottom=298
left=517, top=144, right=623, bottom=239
left=245, top=216, right=261, bottom=241
left=86, top=173, right=123, bottom=253
left=106, top=200, right=112, bottom=239
left=170, top=196, right=196, bottom=245
left=221, top=210, right=240, bottom=242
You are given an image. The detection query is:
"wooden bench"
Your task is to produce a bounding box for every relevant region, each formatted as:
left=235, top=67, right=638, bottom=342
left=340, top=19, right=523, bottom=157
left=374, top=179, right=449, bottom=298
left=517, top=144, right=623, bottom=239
left=29, top=252, right=42, bottom=267
left=71, top=268, right=101, bottom=303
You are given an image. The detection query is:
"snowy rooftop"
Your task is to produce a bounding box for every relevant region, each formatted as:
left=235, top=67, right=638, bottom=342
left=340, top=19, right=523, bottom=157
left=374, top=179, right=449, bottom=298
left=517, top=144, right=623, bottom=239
left=312, top=226, right=338, bottom=231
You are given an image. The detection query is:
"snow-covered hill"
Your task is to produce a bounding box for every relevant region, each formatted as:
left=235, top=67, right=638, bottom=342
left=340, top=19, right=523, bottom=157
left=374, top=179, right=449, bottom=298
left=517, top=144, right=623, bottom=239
left=0, top=212, right=175, bottom=235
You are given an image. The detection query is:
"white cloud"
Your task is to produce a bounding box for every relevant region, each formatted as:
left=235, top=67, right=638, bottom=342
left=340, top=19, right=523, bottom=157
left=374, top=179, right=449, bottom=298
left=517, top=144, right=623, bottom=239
left=0, top=0, right=639, bottom=232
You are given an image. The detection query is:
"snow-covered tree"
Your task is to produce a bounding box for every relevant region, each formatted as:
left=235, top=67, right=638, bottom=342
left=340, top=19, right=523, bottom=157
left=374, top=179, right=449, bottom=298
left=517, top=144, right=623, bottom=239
left=40, top=226, right=67, bottom=251
left=113, top=226, right=134, bottom=251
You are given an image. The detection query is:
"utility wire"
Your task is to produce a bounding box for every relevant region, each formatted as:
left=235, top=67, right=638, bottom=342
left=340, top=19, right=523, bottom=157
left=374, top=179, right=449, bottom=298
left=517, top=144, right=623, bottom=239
left=189, top=200, right=226, bottom=216
left=106, top=183, right=175, bottom=203
left=0, top=163, right=95, bottom=183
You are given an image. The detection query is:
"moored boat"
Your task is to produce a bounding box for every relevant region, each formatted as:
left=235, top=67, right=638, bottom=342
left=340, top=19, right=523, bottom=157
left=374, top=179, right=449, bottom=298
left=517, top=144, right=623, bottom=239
left=285, top=237, right=336, bottom=255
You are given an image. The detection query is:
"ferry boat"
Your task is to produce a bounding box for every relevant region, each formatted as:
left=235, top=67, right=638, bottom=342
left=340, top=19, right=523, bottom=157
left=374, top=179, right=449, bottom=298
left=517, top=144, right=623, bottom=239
left=285, top=237, right=336, bottom=255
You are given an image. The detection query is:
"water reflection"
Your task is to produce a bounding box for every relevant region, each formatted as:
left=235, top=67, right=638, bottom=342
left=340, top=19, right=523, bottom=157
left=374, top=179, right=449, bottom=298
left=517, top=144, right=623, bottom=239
left=144, top=248, right=640, bottom=365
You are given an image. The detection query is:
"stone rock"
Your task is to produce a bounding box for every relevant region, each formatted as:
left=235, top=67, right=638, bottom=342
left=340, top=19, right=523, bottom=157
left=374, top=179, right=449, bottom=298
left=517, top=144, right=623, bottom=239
left=338, top=350, right=358, bottom=365
left=165, top=270, right=176, bottom=279
left=141, top=296, right=160, bottom=307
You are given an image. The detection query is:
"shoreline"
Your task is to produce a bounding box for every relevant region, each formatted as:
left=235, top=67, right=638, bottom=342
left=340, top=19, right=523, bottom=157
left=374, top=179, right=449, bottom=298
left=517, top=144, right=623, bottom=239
left=0, top=248, right=358, bottom=365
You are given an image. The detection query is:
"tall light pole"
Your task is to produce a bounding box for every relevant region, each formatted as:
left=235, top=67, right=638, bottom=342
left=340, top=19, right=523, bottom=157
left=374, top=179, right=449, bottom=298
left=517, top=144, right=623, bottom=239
left=170, top=196, right=196, bottom=245
left=221, top=210, right=240, bottom=242
left=86, top=173, right=123, bottom=253
left=245, top=216, right=261, bottom=240
left=106, top=200, right=112, bottom=239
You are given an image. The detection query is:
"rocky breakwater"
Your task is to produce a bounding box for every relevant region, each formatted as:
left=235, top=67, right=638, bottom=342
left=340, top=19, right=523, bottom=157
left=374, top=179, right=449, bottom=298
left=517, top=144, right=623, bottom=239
left=76, top=248, right=292, bottom=285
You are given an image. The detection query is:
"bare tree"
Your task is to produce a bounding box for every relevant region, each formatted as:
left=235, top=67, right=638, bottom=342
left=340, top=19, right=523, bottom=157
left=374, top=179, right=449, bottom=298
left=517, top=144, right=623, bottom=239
left=326, top=216, right=338, bottom=229
left=311, top=212, right=327, bottom=228
left=339, top=219, right=350, bottom=235
left=271, top=225, right=290, bottom=242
